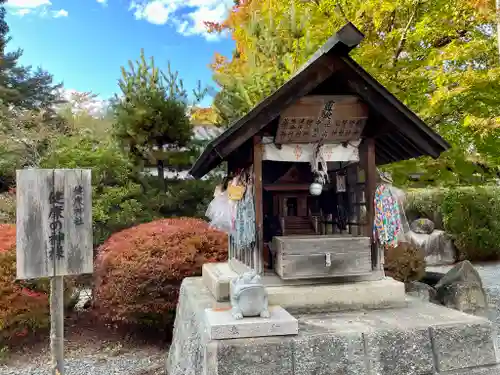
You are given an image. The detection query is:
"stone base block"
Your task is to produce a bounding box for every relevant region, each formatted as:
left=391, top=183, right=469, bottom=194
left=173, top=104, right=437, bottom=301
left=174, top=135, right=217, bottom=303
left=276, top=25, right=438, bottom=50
left=168, top=277, right=499, bottom=375
left=202, top=263, right=406, bottom=312
left=202, top=263, right=238, bottom=301
left=204, top=305, right=298, bottom=340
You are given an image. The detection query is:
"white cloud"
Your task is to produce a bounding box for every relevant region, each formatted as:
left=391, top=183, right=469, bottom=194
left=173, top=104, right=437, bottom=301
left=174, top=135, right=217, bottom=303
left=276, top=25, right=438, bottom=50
left=7, top=0, right=68, bottom=18
left=96, top=0, right=107, bottom=6
left=129, top=0, right=233, bottom=41
left=6, top=0, right=51, bottom=8
left=15, top=8, right=31, bottom=16
left=52, top=9, right=68, bottom=18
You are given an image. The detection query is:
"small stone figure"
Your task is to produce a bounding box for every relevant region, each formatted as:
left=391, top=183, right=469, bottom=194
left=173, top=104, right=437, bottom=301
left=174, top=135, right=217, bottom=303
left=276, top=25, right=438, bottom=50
left=230, top=271, right=270, bottom=320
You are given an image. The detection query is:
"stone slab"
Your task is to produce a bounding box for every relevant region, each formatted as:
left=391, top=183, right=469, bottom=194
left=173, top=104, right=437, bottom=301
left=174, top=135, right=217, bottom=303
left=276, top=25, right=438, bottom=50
left=266, top=277, right=407, bottom=313
left=444, top=365, right=500, bottom=374
left=431, top=322, right=498, bottom=372
left=203, top=263, right=406, bottom=312
left=202, top=263, right=238, bottom=302
left=204, top=305, right=298, bottom=340
left=167, top=278, right=499, bottom=375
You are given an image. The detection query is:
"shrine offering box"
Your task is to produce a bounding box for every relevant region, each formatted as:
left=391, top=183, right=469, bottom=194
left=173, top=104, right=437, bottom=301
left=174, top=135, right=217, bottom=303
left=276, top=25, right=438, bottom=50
left=273, top=235, right=372, bottom=280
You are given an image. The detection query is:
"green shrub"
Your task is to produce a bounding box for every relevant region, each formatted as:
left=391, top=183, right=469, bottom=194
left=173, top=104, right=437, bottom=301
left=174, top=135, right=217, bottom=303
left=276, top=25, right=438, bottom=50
left=442, top=186, right=500, bottom=261
left=93, top=218, right=228, bottom=333
left=0, top=192, right=15, bottom=224
left=405, top=188, right=448, bottom=229
left=384, top=242, right=426, bottom=283
left=40, top=133, right=153, bottom=246
left=143, top=177, right=218, bottom=219
left=40, top=133, right=217, bottom=247
left=405, top=186, right=500, bottom=262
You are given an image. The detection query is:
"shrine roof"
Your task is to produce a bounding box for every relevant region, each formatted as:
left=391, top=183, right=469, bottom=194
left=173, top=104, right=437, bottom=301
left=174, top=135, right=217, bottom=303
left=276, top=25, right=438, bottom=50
left=189, top=22, right=450, bottom=179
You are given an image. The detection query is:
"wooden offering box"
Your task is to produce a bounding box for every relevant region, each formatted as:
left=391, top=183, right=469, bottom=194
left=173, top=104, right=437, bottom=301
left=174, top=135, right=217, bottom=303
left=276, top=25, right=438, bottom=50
left=273, top=235, right=371, bottom=280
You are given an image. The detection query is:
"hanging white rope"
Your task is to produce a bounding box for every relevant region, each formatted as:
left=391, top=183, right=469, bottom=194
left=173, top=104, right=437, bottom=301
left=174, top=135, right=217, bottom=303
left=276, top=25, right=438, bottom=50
left=310, top=143, right=330, bottom=184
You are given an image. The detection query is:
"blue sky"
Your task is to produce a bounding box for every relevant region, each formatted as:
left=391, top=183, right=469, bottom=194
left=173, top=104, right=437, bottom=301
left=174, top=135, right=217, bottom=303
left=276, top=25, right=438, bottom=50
left=5, top=0, right=235, bottom=106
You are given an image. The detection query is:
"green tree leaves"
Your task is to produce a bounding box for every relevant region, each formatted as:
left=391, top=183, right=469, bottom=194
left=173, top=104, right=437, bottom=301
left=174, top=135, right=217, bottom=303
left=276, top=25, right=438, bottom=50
left=211, top=0, right=500, bottom=185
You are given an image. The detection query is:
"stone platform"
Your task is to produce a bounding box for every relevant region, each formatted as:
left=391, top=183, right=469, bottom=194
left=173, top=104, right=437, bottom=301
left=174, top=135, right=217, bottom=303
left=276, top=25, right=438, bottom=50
left=167, top=277, right=500, bottom=375
left=202, top=263, right=405, bottom=313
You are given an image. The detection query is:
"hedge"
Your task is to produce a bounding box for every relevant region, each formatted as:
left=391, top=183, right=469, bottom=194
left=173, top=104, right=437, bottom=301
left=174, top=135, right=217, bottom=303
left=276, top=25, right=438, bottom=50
left=405, top=186, right=500, bottom=261
left=0, top=224, right=49, bottom=344
left=93, top=218, right=228, bottom=334
left=0, top=224, right=77, bottom=346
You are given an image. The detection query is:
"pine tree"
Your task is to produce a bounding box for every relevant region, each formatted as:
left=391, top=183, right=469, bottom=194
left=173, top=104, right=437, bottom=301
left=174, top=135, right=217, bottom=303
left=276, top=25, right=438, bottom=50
left=0, top=1, right=62, bottom=112
left=112, top=49, right=207, bottom=189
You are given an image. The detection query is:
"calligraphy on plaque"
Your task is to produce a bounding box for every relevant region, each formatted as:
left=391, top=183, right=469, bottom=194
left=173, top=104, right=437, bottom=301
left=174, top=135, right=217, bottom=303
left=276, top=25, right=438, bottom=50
left=275, top=96, right=368, bottom=144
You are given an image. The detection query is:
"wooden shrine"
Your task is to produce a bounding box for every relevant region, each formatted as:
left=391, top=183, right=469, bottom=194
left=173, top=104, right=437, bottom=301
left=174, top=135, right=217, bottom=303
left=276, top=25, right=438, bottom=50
left=190, top=23, right=449, bottom=282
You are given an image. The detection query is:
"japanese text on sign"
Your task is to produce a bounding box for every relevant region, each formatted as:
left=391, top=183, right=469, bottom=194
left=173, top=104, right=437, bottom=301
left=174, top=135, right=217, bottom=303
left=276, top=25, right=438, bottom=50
left=49, top=191, right=65, bottom=259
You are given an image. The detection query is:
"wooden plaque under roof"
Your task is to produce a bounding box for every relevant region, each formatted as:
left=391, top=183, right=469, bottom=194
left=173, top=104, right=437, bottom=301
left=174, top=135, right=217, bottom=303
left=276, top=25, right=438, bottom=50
left=275, top=95, right=368, bottom=144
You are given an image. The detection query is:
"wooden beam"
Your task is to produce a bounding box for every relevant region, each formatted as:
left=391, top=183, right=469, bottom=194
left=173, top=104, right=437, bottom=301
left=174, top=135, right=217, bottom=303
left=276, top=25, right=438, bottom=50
left=335, top=56, right=442, bottom=158
left=364, top=138, right=380, bottom=271
left=253, top=135, right=264, bottom=274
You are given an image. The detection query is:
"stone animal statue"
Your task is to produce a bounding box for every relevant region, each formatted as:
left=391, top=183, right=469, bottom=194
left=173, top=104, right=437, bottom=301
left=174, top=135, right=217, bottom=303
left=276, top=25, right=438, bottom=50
left=230, top=271, right=270, bottom=320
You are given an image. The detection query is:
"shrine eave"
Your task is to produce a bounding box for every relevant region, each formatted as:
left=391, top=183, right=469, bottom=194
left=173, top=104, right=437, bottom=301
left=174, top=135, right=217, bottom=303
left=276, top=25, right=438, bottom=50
left=189, top=22, right=450, bottom=179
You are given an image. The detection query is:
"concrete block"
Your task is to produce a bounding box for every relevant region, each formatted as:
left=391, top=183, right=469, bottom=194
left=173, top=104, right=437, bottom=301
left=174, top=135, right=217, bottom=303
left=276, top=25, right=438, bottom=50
left=204, top=305, right=298, bottom=340
left=266, top=277, right=407, bottom=313
left=293, top=332, right=367, bottom=375
left=364, top=328, right=434, bottom=375
left=431, top=321, right=498, bottom=372
left=203, top=263, right=407, bottom=312
left=214, top=337, right=295, bottom=375
left=167, top=278, right=500, bottom=375
left=202, top=263, right=238, bottom=302
left=443, top=365, right=500, bottom=374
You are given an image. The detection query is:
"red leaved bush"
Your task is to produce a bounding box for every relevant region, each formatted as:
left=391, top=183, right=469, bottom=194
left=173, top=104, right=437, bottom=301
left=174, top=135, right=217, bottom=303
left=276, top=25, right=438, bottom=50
left=0, top=224, right=16, bottom=253
left=0, top=224, right=50, bottom=343
left=93, top=218, right=228, bottom=330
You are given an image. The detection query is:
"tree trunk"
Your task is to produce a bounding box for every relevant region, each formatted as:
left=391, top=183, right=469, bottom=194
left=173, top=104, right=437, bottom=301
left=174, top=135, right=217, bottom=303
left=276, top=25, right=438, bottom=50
left=157, top=159, right=165, bottom=191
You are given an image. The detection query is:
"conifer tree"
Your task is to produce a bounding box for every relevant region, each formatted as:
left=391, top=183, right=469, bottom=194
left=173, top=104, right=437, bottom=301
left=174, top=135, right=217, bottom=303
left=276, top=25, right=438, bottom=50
left=113, top=49, right=206, bottom=189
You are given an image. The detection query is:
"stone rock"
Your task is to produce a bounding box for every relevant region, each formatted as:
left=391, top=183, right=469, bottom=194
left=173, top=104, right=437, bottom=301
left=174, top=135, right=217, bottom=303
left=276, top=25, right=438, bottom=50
left=410, top=218, right=435, bottom=234
left=435, top=261, right=489, bottom=317
left=408, top=229, right=457, bottom=266
left=405, top=281, right=438, bottom=303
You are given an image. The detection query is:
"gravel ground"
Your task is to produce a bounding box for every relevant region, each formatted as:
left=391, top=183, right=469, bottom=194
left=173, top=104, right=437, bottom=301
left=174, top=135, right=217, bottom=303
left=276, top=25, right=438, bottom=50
left=0, top=312, right=167, bottom=375
left=0, top=351, right=164, bottom=375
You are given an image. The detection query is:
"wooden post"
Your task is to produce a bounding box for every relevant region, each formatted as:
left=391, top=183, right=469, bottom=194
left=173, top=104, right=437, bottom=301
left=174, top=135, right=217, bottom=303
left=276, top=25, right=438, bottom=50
left=16, top=169, right=93, bottom=375
left=50, top=276, right=64, bottom=375
left=364, top=138, right=379, bottom=270
left=253, top=136, right=264, bottom=274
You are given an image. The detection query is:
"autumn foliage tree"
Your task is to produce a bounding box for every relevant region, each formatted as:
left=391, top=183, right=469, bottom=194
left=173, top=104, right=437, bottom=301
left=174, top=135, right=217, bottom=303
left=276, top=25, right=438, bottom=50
left=208, top=0, right=500, bottom=185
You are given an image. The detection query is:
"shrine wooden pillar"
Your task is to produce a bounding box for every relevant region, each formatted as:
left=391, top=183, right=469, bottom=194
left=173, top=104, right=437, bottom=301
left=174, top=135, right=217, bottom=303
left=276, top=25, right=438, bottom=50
left=253, top=135, right=265, bottom=274
left=364, top=138, right=380, bottom=271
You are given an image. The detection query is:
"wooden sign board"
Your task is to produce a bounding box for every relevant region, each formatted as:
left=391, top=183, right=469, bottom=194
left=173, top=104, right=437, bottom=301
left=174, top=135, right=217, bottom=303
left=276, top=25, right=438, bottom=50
left=275, top=95, right=368, bottom=144
left=16, top=169, right=93, bottom=280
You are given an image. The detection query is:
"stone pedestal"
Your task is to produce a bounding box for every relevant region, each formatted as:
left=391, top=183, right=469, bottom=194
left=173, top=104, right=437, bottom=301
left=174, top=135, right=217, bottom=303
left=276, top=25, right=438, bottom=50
left=202, top=263, right=405, bottom=313
left=204, top=305, right=298, bottom=340
left=167, top=277, right=500, bottom=375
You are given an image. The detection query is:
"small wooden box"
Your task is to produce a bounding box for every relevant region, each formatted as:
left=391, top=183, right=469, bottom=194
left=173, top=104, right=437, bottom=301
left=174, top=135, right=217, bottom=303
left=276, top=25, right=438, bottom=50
left=273, top=235, right=372, bottom=280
